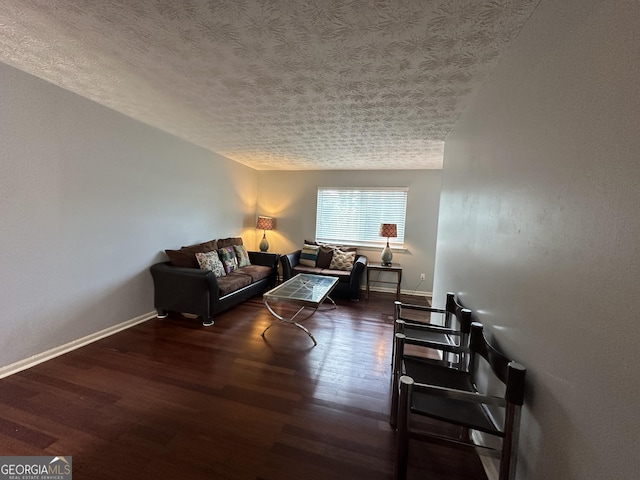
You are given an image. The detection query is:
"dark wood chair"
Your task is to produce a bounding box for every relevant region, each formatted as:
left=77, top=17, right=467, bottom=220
left=395, top=322, right=526, bottom=480
left=389, top=294, right=473, bottom=429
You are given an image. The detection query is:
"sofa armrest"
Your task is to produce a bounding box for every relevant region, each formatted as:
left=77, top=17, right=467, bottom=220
left=281, top=250, right=302, bottom=280
left=354, top=254, right=368, bottom=271
left=150, top=262, right=220, bottom=317
left=348, top=254, right=368, bottom=299
left=248, top=251, right=279, bottom=270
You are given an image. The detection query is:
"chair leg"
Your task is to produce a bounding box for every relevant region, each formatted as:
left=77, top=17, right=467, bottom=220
left=389, top=370, right=399, bottom=429
left=499, top=405, right=522, bottom=480
left=391, top=302, right=401, bottom=365
left=394, top=376, right=413, bottom=480
left=389, top=333, right=406, bottom=429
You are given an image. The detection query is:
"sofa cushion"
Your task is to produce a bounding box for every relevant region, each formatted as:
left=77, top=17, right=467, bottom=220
left=329, top=249, right=356, bottom=271
left=195, top=251, right=226, bottom=278
left=300, top=244, right=320, bottom=267
left=236, top=265, right=273, bottom=282
left=218, top=237, right=243, bottom=249
left=234, top=245, right=251, bottom=267
left=218, top=246, right=239, bottom=273
left=166, top=249, right=200, bottom=268
left=320, top=268, right=352, bottom=281
left=292, top=265, right=321, bottom=275
left=216, top=272, right=252, bottom=296
left=166, top=239, right=218, bottom=268
left=291, top=265, right=351, bottom=283
left=182, top=239, right=219, bottom=252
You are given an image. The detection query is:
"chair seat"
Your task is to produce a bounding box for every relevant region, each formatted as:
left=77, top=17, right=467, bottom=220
left=403, top=356, right=473, bottom=391
left=402, top=325, right=454, bottom=346
left=410, top=390, right=503, bottom=436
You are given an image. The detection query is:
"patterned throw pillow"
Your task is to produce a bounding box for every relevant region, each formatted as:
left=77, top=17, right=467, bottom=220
left=218, top=246, right=239, bottom=273
left=329, top=249, right=356, bottom=271
left=299, top=244, right=320, bottom=267
left=195, top=251, right=226, bottom=278
left=234, top=245, right=251, bottom=267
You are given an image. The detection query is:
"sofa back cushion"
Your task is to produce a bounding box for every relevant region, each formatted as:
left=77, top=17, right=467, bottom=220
left=166, top=249, right=200, bottom=268
left=166, top=239, right=218, bottom=268
left=217, top=237, right=243, bottom=249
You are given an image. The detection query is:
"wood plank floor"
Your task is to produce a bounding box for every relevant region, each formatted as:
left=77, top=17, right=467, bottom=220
left=0, top=292, right=487, bottom=480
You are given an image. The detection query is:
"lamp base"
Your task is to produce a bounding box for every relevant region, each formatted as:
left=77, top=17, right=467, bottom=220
left=259, top=235, right=269, bottom=252
left=381, top=244, right=393, bottom=266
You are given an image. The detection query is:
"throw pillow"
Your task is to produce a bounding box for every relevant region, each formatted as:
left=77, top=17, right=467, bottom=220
left=329, top=249, right=356, bottom=271
left=316, top=246, right=334, bottom=269
left=299, top=244, right=320, bottom=267
left=218, top=246, right=239, bottom=273
left=234, top=244, right=251, bottom=267
left=195, top=251, right=226, bottom=278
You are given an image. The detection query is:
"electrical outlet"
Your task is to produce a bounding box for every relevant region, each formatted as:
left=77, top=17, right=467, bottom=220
left=420, top=273, right=426, bottom=281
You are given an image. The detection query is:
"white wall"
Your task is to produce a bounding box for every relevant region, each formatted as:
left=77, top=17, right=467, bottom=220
left=257, top=169, right=441, bottom=296
left=434, top=1, right=640, bottom=479
left=0, top=62, right=258, bottom=370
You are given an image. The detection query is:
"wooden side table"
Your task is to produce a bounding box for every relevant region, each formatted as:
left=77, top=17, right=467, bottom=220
left=366, top=263, right=402, bottom=299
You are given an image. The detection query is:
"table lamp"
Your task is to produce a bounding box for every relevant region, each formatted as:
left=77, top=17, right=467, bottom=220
left=256, top=216, right=274, bottom=252
left=379, top=223, right=397, bottom=266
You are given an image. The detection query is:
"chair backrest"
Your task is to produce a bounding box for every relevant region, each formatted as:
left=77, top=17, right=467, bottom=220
left=395, top=292, right=472, bottom=333
left=395, top=293, right=473, bottom=370
left=445, top=292, right=473, bottom=335
left=469, top=322, right=526, bottom=407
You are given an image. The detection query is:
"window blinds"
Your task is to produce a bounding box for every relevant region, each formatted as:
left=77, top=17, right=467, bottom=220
left=316, top=187, right=407, bottom=247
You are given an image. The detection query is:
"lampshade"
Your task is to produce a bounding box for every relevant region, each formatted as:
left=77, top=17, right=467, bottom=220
left=379, top=223, right=397, bottom=238
left=256, top=216, right=274, bottom=231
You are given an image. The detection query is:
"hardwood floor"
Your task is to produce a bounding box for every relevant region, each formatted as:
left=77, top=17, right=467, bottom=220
left=0, top=292, right=487, bottom=480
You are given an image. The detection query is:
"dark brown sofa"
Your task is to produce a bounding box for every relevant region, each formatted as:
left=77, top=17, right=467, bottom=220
left=150, top=237, right=279, bottom=326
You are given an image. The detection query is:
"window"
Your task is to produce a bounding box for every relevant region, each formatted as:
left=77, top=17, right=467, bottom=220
left=316, top=187, right=407, bottom=248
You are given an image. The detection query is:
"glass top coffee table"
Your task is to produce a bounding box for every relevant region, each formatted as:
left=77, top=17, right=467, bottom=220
left=261, top=273, right=339, bottom=345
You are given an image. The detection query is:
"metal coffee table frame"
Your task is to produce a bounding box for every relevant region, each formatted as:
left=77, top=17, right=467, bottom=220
left=261, top=273, right=339, bottom=345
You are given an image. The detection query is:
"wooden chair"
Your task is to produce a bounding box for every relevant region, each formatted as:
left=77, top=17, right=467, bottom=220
left=395, top=322, right=526, bottom=480
left=389, top=295, right=473, bottom=429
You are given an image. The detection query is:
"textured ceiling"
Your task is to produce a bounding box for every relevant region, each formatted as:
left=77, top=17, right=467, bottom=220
left=0, top=1, right=539, bottom=170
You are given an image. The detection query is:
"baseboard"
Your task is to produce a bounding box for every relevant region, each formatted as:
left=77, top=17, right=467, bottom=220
left=471, top=431, right=499, bottom=480
left=0, top=311, right=157, bottom=379
left=363, top=285, right=432, bottom=298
